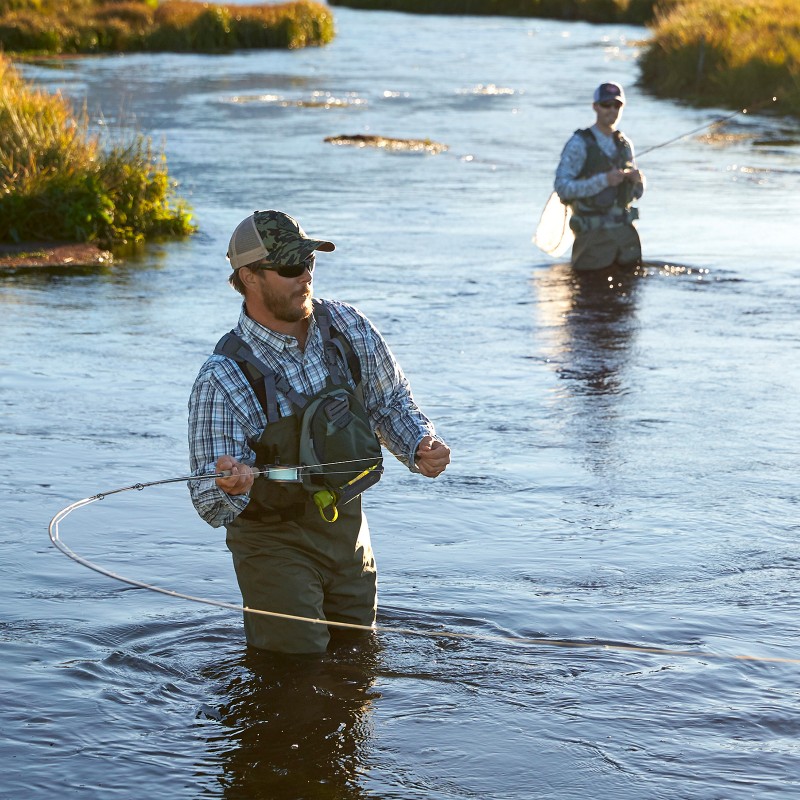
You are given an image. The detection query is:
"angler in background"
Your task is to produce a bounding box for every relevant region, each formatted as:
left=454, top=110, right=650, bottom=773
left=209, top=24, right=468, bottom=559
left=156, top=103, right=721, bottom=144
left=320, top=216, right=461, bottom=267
left=555, top=82, right=645, bottom=271
left=187, top=210, right=450, bottom=655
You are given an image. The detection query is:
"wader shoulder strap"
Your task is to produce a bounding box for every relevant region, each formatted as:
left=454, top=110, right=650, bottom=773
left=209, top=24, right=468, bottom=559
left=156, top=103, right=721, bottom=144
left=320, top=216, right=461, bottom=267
left=313, top=300, right=361, bottom=386
left=312, top=300, right=362, bottom=386
left=214, top=331, right=308, bottom=421
left=312, top=300, right=346, bottom=386
left=613, top=130, right=632, bottom=158
left=578, top=127, right=631, bottom=169
left=213, top=309, right=364, bottom=421
left=577, top=127, right=621, bottom=169
left=576, top=128, right=600, bottom=153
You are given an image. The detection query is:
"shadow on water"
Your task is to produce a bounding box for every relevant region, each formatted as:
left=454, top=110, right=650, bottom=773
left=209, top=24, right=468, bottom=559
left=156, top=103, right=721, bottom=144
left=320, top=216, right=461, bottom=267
left=202, top=633, right=382, bottom=800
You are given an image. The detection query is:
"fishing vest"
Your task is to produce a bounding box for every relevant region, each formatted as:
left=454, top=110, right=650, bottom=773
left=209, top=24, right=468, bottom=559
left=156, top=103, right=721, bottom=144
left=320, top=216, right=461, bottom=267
left=570, top=128, right=636, bottom=226
left=214, top=300, right=384, bottom=524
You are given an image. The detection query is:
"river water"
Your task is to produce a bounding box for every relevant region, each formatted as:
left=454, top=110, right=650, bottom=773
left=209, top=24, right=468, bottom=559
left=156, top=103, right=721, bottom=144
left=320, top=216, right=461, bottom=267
left=3, top=6, right=800, bottom=798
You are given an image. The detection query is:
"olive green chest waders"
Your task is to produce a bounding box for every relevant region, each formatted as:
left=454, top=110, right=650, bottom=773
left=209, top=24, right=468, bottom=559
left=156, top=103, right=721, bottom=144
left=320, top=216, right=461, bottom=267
left=215, top=302, right=383, bottom=654
left=569, top=128, right=642, bottom=271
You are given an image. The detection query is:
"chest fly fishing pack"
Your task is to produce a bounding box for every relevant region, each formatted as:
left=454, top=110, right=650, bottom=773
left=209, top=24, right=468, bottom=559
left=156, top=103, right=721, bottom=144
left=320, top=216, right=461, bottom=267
left=215, top=301, right=383, bottom=523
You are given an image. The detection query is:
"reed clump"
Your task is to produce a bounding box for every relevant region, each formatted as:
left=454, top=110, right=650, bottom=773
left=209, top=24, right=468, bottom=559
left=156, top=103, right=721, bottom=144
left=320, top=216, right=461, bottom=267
left=641, top=0, right=800, bottom=116
left=0, top=0, right=334, bottom=54
left=0, top=54, right=194, bottom=245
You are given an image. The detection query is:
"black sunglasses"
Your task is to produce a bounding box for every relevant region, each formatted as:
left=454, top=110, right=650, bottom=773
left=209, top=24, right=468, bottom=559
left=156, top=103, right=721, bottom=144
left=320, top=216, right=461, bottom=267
left=599, top=101, right=623, bottom=109
left=252, top=252, right=316, bottom=278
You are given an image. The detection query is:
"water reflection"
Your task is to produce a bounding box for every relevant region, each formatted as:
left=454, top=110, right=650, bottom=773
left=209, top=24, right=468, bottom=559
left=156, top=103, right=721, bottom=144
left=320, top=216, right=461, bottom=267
left=532, top=262, right=645, bottom=480
left=534, top=262, right=643, bottom=397
left=206, top=634, right=381, bottom=799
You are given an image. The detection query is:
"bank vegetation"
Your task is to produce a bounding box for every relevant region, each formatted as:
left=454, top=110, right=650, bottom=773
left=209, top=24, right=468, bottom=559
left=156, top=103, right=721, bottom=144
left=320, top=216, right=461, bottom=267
left=0, top=53, right=194, bottom=246
left=642, top=0, right=800, bottom=117
left=330, top=0, right=800, bottom=117
left=0, top=0, right=334, bottom=54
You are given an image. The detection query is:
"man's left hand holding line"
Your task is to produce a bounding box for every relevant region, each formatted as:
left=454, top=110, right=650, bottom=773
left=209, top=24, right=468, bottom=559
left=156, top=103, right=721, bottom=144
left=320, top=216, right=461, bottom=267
left=415, top=436, right=451, bottom=478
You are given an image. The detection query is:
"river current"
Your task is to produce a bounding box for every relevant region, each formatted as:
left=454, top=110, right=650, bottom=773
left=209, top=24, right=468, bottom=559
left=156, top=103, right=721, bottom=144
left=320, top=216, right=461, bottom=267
left=3, top=6, right=800, bottom=798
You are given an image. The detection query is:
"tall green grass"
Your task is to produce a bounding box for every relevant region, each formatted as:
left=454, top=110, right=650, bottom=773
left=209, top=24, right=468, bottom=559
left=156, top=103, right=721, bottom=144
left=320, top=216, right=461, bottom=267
left=641, top=0, right=800, bottom=116
left=0, top=0, right=334, bottom=54
left=0, top=54, right=194, bottom=244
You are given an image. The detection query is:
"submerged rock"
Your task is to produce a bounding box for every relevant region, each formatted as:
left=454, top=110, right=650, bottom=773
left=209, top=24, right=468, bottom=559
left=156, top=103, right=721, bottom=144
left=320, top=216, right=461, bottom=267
left=0, top=242, right=112, bottom=270
left=324, top=134, right=448, bottom=154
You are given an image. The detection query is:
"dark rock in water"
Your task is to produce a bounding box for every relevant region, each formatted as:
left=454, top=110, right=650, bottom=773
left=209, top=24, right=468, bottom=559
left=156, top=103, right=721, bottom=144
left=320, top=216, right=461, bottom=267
left=324, top=134, right=448, bottom=154
left=0, top=241, right=113, bottom=270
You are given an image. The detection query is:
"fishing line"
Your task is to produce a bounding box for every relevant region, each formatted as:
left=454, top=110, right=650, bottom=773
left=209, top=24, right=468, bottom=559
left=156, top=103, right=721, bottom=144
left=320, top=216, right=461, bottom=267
left=636, top=96, right=778, bottom=158
left=48, top=476, right=800, bottom=667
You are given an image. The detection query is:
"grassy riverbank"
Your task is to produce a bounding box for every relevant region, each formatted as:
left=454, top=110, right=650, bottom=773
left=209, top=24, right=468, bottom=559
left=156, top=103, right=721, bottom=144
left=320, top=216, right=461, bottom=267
left=0, top=53, right=193, bottom=246
left=642, top=0, right=800, bottom=117
left=0, top=0, right=334, bottom=54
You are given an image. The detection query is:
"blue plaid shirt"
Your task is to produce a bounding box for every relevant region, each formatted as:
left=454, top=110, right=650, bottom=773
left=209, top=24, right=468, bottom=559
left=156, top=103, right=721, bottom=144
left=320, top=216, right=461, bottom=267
left=188, top=299, right=437, bottom=527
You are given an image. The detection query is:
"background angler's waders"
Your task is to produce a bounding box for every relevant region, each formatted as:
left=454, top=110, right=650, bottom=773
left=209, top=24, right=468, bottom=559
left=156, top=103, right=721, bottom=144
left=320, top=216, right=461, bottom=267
left=571, top=224, right=641, bottom=271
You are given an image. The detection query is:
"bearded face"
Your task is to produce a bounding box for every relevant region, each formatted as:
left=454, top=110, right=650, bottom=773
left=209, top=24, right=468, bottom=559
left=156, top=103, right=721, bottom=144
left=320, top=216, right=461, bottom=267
left=254, top=269, right=313, bottom=323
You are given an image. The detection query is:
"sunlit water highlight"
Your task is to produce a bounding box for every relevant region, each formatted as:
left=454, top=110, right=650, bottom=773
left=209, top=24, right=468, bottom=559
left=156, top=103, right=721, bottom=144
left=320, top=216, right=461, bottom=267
left=2, top=7, right=800, bottom=798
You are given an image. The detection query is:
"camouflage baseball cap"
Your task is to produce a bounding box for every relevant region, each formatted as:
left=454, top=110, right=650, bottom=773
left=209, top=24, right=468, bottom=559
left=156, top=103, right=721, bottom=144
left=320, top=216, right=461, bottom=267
left=227, top=210, right=335, bottom=270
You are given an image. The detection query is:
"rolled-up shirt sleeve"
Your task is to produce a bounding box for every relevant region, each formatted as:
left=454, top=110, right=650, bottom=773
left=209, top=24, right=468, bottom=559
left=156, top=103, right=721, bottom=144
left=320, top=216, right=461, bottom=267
left=187, top=362, right=260, bottom=528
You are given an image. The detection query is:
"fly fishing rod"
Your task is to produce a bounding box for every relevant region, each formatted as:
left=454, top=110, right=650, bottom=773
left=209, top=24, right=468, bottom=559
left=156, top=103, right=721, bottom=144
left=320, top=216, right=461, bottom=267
left=73, top=457, right=384, bottom=501
left=47, top=470, right=800, bottom=667
left=636, top=95, right=778, bottom=158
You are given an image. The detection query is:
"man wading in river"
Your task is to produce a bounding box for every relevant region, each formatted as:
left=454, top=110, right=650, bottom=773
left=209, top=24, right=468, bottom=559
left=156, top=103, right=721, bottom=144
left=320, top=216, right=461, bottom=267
left=187, top=210, right=450, bottom=654
left=555, top=82, right=645, bottom=271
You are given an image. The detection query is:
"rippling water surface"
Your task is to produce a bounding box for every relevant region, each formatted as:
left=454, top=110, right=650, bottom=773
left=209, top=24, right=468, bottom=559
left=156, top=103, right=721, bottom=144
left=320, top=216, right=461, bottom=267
left=3, top=7, right=800, bottom=798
